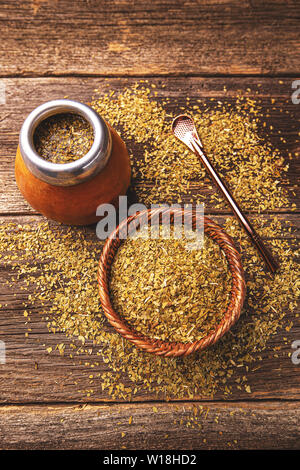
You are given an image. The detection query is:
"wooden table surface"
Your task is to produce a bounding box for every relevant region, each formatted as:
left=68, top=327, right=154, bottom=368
left=0, top=0, right=299, bottom=450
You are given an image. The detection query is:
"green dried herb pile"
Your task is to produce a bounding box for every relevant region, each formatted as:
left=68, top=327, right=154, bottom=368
left=110, top=228, right=232, bottom=343
left=91, top=83, right=293, bottom=212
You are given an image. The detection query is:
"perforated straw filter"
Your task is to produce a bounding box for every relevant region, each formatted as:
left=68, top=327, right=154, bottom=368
left=172, top=114, right=279, bottom=274
left=172, top=114, right=203, bottom=152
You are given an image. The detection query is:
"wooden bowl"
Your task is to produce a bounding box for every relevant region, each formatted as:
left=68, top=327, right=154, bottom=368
left=98, top=207, right=246, bottom=357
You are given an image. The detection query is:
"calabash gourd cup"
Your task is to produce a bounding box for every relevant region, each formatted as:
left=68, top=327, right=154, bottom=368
left=15, top=99, right=131, bottom=225
left=98, top=207, right=246, bottom=357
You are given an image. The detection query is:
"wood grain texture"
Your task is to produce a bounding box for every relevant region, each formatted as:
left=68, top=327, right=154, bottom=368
left=0, top=214, right=299, bottom=403
left=0, top=401, right=299, bottom=450
left=0, top=0, right=299, bottom=449
left=0, top=0, right=299, bottom=77
left=0, top=76, right=299, bottom=214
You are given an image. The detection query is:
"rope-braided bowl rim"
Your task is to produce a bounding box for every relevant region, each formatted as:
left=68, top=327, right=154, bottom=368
left=98, top=207, right=246, bottom=358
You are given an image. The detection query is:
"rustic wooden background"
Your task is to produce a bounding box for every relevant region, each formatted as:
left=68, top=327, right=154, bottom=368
left=0, top=0, right=299, bottom=450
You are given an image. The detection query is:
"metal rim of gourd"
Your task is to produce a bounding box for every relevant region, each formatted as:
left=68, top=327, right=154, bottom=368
left=19, top=99, right=112, bottom=187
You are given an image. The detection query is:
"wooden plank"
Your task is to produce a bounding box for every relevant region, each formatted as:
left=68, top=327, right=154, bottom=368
left=0, top=1, right=299, bottom=77
left=0, top=401, right=299, bottom=449
left=0, top=76, right=299, bottom=214
left=0, top=214, right=299, bottom=403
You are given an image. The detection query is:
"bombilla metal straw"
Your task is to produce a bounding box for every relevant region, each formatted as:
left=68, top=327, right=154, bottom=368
left=171, top=114, right=279, bottom=274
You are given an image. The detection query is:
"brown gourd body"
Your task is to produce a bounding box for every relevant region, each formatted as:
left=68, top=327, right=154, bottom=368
left=15, top=126, right=131, bottom=225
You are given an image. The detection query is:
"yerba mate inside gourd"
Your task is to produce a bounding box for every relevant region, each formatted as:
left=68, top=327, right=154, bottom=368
left=33, top=113, right=94, bottom=164
left=110, top=227, right=232, bottom=343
